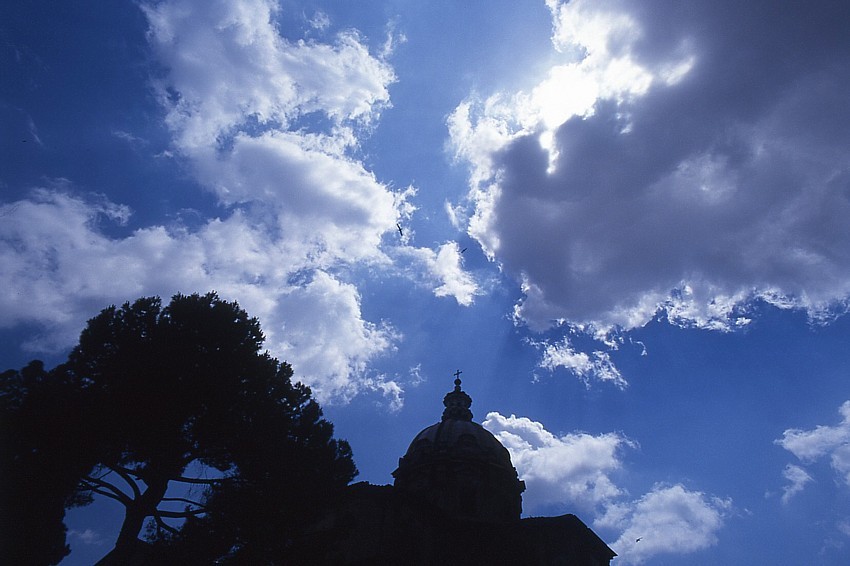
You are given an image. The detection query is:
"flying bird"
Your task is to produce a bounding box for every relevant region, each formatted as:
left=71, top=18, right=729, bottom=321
left=396, top=223, right=403, bottom=237
left=635, top=537, right=642, bottom=543
left=460, top=247, right=467, bottom=254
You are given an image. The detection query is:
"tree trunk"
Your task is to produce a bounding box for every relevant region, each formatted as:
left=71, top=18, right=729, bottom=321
left=96, top=474, right=170, bottom=565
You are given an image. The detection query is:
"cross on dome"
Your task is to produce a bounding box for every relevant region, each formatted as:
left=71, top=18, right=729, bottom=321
left=442, top=369, right=472, bottom=421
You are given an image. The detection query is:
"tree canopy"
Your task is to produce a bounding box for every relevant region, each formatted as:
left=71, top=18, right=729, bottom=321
left=1, top=360, right=96, bottom=565
left=1, top=293, right=356, bottom=565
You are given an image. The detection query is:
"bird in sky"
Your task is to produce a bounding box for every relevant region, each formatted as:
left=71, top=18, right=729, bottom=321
left=635, top=537, right=642, bottom=543
left=460, top=247, right=467, bottom=254
left=396, top=223, right=403, bottom=237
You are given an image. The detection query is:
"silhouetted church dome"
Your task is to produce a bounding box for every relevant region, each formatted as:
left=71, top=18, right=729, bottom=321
left=393, top=374, right=525, bottom=522
left=318, top=372, right=616, bottom=564
left=402, top=417, right=514, bottom=471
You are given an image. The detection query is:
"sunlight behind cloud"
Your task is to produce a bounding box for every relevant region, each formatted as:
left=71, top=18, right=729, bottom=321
left=449, top=0, right=850, bottom=359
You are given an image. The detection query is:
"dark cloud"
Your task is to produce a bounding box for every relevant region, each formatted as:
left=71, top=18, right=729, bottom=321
left=456, top=0, right=850, bottom=330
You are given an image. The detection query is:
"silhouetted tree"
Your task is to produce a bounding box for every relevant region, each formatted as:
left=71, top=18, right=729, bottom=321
left=148, top=375, right=357, bottom=564
left=0, top=361, right=96, bottom=565
left=1, top=293, right=356, bottom=565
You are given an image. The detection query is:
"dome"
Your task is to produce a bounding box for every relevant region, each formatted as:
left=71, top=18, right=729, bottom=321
left=401, top=416, right=515, bottom=472
left=392, top=373, right=525, bottom=522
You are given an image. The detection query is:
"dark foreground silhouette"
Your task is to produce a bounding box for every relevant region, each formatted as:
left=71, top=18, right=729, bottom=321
left=1, top=292, right=614, bottom=565
left=1, top=293, right=355, bottom=565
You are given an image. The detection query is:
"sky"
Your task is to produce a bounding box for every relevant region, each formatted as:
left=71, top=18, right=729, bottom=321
left=3, top=0, right=850, bottom=563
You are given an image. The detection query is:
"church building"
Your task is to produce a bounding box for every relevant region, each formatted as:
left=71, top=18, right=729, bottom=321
left=317, top=374, right=617, bottom=565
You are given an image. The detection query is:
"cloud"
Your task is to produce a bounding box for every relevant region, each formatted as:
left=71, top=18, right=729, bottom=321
left=359, top=375, right=405, bottom=413
left=191, top=130, right=399, bottom=265
left=776, top=400, right=850, bottom=491
left=597, top=484, right=731, bottom=565
left=267, top=270, right=398, bottom=401
left=142, top=0, right=395, bottom=150
left=483, top=412, right=730, bottom=562
left=68, top=528, right=104, bottom=546
left=0, top=0, right=477, bottom=404
left=307, top=11, right=330, bottom=32
left=482, top=412, right=633, bottom=511
left=530, top=335, right=625, bottom=388
left=780, top=464, right=813, bottom=505
left=0, top=190, right=142, bottom=347
left=0, top=191, right=399, bottom=402
left=398, top=242, right=480, bottom=305
left=450, top=0, right=850, bottom=335
left=139, top=0, right=478, bottom=390
left=143, top=0, right=400, bottom=265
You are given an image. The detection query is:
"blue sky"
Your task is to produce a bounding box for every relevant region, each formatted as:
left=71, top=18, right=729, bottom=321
left=3, top=1, right=850, bottom=563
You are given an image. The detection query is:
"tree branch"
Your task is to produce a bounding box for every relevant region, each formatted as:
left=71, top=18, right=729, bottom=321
left=81, top=486, right=129, bottom=505
left=109, top=465, right=142, bottom=499
left=171, top=476, right=223, bottom=485
left=154, top=508, right=208, bottom=519
left=80, top=475, right=133, bottom=506
left=115, top=464, right=148, bottom=480
left=153, top=514, right=180, bottom=536
left=160, top=497, right=207, bottom=509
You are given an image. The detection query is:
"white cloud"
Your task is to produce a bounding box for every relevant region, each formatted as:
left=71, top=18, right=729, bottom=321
left=142, top=0, right=394, bottom=150
left=0, top=0, right=475, bottom=403
left=780, top=464, right=814, bottom=505
left=0, top=190, right=148, bottom=346
left=0, top=191, right=398, bottom=401
left=483, top=411, right=730, bottom=563
left=398, top=242, right=480, bottom=306
left=482, top=412, right=633, bottom=510
left=530, top=335, right=626, bottom=388
left=598, top=484, right=731, bottom=565
left=307, top=11, right=330, bottom=32
left=777, top=401, right=850, bottom=462
left=430, top=243, right=479, bottom=304
left=359, top=375, right=405, bottom=413
left=777, top=400, right=850, bottom=490
left=143, top=0, right=401, bottom=268
left=832, top=445, right=850, bottom=487
left=68, top=528, right=104, bottom=546
left=190, top=130, right=399, bottom=265
left=147, top=0, right=409, bottom=400
left=268, top=271, right=398, bottom=402
left=449, top=0, right=850, bottom=339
